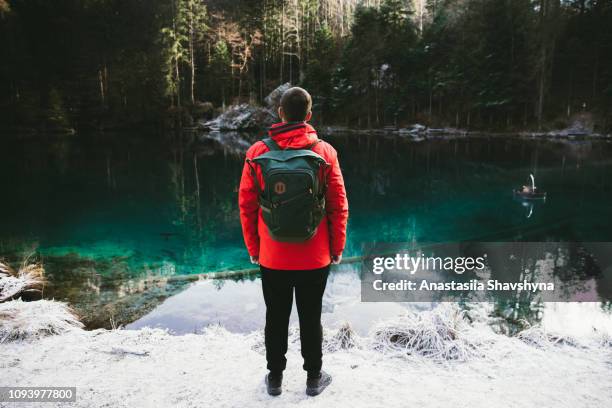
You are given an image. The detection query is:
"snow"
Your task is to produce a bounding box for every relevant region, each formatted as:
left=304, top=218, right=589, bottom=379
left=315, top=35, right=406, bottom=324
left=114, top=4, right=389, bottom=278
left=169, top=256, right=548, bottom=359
left=1, top=303, right=611, bottom=407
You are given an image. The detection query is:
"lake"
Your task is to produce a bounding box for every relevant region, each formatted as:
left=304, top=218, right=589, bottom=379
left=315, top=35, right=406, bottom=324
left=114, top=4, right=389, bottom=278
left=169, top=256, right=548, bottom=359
left=1, top=131, right=611, bottom=330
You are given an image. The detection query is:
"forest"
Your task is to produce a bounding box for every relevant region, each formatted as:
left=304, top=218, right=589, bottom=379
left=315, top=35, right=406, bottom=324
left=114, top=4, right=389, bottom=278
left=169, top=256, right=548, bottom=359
left=0, top=0, right=611, bottom=132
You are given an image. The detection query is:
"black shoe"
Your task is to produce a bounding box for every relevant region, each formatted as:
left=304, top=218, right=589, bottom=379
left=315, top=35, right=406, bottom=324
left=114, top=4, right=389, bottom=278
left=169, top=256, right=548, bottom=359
left=265, top=372, right=282, bottom=396
left=306, top=370, right=332, bottom=396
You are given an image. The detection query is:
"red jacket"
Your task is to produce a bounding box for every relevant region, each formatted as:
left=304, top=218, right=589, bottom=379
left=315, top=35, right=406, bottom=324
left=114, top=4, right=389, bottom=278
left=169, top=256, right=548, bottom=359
left=238, top=122, right=349, bottom=270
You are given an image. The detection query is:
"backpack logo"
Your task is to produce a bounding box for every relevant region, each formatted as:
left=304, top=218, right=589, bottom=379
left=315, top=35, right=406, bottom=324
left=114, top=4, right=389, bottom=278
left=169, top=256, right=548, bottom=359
left=274, top=181, right=286, bottom=194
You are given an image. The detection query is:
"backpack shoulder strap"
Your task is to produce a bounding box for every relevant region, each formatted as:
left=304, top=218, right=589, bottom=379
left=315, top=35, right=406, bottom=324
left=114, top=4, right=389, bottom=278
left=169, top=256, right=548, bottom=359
left=306, top=140, right=321, bottom=150
left=262, top=138, right=281, bottom=151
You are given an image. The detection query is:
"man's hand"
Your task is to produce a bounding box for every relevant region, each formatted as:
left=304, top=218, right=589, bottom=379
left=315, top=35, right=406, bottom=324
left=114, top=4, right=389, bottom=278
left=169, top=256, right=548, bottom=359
left=331, top=255, right=342, bottom=265
left=250, top=255, right=259, bottom=265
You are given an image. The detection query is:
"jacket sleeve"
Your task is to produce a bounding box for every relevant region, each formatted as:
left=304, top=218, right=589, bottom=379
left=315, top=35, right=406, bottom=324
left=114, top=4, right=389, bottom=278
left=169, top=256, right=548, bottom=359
left=238, top=146, right=260, bottom=257
left=325, top=147, right=349, bottom=257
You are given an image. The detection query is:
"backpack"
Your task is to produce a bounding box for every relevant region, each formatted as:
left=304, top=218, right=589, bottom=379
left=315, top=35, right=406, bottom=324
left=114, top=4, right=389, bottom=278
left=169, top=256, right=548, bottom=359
left=246, top=137, right=328, bottom=242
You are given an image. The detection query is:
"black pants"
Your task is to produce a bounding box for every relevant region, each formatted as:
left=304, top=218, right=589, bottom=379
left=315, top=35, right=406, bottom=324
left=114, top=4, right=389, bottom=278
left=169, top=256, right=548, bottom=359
left=261, top=264, right=330, bottom=374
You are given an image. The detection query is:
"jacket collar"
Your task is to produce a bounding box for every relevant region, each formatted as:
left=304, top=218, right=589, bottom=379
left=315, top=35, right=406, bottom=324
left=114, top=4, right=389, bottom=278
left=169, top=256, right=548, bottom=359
left=268, top=121, right=308, bottom=136
left=267, top=121, right=318, bottom=149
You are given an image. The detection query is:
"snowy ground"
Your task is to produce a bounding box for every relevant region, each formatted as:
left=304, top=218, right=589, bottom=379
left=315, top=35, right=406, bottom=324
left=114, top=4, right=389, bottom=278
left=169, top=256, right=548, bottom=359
left=2, top=305, right=612, bottom=408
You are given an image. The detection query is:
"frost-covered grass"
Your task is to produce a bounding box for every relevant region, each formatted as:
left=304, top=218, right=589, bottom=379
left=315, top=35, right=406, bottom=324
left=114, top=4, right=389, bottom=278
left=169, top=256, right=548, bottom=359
left=370, top=304, right=491, bottom=361
left=0, top=259, right=83, bottom=343
left=324, top=323, right=359, bottom=353
left=0, top=259, right=45, bottom=302
left=516, top=326, right=583, bottom=349
left=0, top=299, right=84, bottom=343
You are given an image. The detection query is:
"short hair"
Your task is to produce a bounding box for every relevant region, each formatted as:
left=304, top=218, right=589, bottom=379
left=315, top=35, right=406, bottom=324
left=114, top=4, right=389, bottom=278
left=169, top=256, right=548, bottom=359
left=280, top=87, right=312, bottom=122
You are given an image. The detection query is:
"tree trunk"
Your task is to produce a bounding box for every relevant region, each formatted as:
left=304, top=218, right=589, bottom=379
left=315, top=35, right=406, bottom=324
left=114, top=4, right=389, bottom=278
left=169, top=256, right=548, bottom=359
left=536, top=46, right=545, bottom=130
left=428, top=81, right=433, bottom=118
left=175, top=56, right=181, bottom=108
left=592, top=51, right=599, bottom=104
left=98, top=69, right=105, bottom=106
left=536, top=0, right=547, bottom=130
left=535, top=0, right=560, bottom=130
left=566, top=69, right=573, bottom=117
left=280, top=1, right=285, bottom=83
left=189, top=13, right=195, bottom=105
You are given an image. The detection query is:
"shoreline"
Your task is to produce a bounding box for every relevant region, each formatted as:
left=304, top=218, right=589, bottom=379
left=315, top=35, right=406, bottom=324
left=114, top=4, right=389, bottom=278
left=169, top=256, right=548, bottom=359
left=2, top=124, right=611, bottom=142
left=318, top=125, right=612, bottom=141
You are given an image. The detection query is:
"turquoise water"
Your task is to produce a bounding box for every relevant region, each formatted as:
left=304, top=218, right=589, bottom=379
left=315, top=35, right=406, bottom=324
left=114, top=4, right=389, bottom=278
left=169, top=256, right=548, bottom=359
left=1, top=132, right=611, bottom=327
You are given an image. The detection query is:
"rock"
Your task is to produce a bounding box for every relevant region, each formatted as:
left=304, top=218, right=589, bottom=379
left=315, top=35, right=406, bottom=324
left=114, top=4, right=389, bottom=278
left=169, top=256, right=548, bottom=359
left=398, top=124, right=428, bottom=141
left=264, top=82, right=292, bottom=109
left=410, top=124, right=427, bottom=133
left=399, top=124, right=427, bottom=135
left=551, top=113, right=594, bottom=137
left=199, top=83, right=296, bottom=131
left=199, top=83, right=295, bottom=131
left=200, top=103, right=276, bottom=131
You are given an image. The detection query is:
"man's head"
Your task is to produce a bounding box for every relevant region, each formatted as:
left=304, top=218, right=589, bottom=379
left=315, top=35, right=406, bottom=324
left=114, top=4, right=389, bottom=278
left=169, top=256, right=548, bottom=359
left=278, top=87, right=312, bottom=122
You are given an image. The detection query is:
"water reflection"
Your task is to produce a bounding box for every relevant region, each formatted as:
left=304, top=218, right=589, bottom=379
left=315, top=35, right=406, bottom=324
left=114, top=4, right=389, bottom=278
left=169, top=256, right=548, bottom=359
left=1, top=132, right=612, bottom=328
left=128, top=263, right=612, bottom=337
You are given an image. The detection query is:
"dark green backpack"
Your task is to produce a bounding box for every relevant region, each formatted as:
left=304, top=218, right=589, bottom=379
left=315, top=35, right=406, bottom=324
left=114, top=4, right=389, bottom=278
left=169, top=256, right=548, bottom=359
left=247, top=137, right=328, bottom=242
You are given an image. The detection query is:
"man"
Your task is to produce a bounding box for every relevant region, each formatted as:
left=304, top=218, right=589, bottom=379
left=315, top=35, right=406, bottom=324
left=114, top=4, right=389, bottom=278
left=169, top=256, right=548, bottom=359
left=238, top=87, right=349, bottom=397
